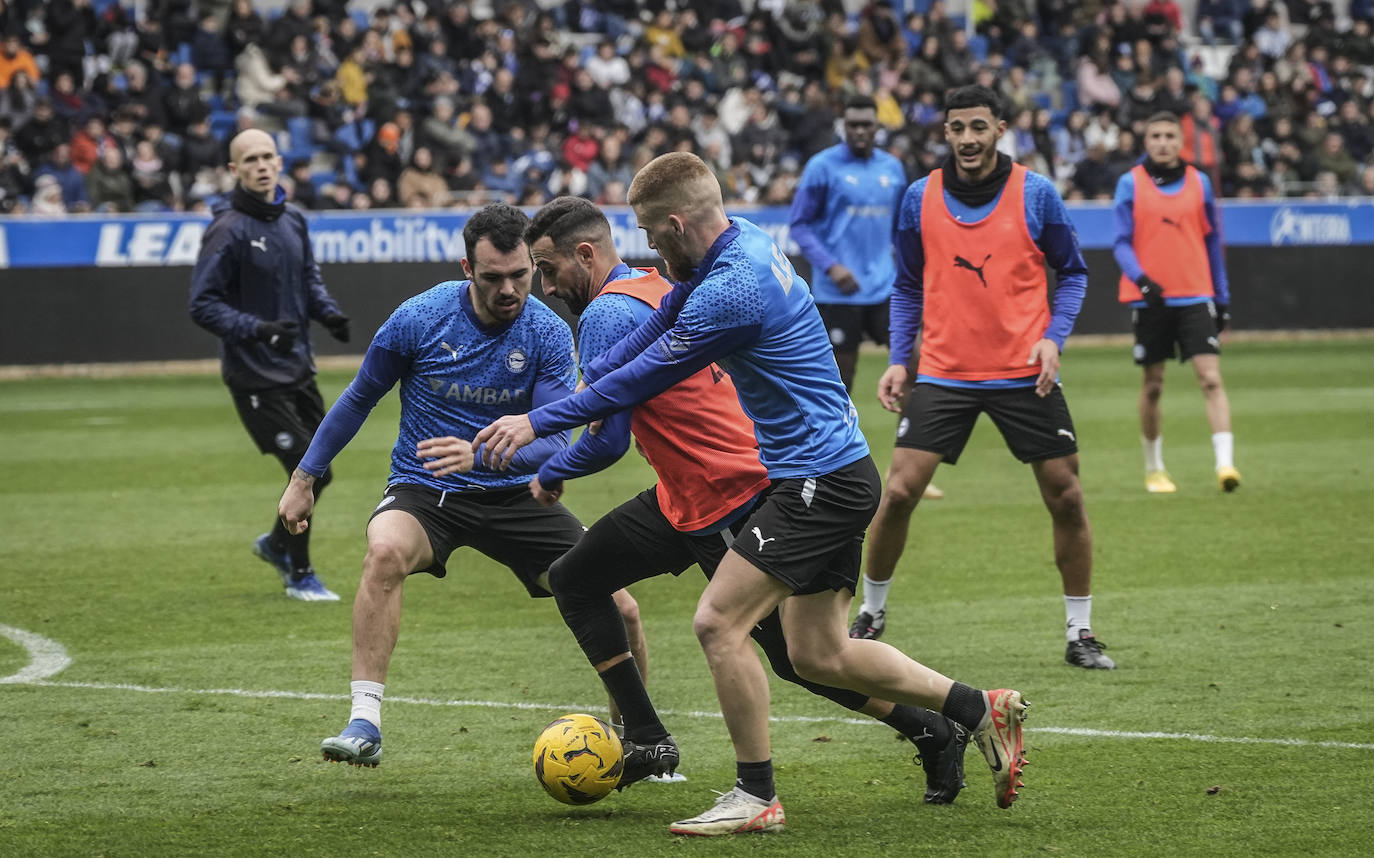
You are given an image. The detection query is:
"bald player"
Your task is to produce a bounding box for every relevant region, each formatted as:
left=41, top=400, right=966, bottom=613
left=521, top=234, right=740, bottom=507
left=475, top=155, right=1029, bottom=834
left=190, top=129, right=353, bottom=601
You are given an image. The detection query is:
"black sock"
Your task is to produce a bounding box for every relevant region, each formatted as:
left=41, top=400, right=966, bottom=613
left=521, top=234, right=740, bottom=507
left=941, top=682, right=989, bottom=733
left=285, top=529, right=311, bottom=571
left=881, top=704, right=949, bottom=743
left=599, top=659, right=666, bottom=744
left=736, top=759, right=774, bottom=801
left=268, top=521, right=291, bottom=555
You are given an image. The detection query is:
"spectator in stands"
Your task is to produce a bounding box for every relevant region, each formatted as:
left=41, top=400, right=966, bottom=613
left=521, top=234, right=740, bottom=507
left=86, top=144, right=134, bottom=212
left=191, top=13, right=232, bottom=92
left=226, top=0, right=265, bottom=59
left=179, top=116, right=222, bottom=186
left=1313, top=129, right=1359, bottom=187
left=585, top=40, right=629, bottom=90
left=398, top=145, right=448, bottom=208
left=1181, top=93, right=1222, bottom=176
left=1073, top=142, right=1117, bottom=198
left=163, top=64, right=207, bottom=136
left=286, top=158, right=316, bottom=210
left=1254, top=9, right=1292, bottom=60
left=130, top=137, right=172, bottom=208
left=36, top=142, right=88, bottom=210
left=361, top=121, right=404, bottom=188
left=31, top=172, right=66, bottom=213
left=0, top=33, right=38, bottom=90
left=1197, top=0, right=1245, bottom=44
left=1076, top=54, right=1121, bottom=110
left=466, top=102, right=510, bottom=171
left=121, top=61, right=168, bottom=129
left=940, top=29, right=978, bottom=88
left=70, top=114, right=114, bottom=173
left=45, top=0, right=94, bottom=86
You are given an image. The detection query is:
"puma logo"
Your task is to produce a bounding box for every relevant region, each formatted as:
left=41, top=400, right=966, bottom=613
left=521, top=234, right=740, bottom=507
left=1161, top=216, right=1182, bottom=229
left=751, top=526, right=776, bottom=551
left=250, top=237, right=267, bottom=252
left=1057, top=428, right=1076, bottom=442
left=439, top=341, right=459, bottom=360
left=953, top=253, right=992, bottom=287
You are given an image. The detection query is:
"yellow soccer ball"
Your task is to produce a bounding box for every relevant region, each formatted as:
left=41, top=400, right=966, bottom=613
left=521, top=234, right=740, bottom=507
left=532, top=713, right=624, bottom=805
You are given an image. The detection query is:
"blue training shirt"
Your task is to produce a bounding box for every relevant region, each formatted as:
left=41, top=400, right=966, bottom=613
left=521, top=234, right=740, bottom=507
left=297, top=281, right=575, bottom=490
left=1111, top=166, right=1230, bottom=307
left=891, top=169, right=1089, bottom=389
left=529, top=217, right=870, bottom=479
left=789, top=142, right=908, bottom=305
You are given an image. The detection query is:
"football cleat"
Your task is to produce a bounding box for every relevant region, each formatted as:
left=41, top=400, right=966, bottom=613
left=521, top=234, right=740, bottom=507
left=973, top=689, right=1029, bottom=809
left=1217, top=466, right=1241, bottom=493
left=848, top=609, right=886, bottom=641
left=252, top=533, right=294, bottom=585
left=1145, top=470, right=1177, bottom=493
left=1065, top=630, right=1115, bottom=669
left=922, top=483, right=945, bottom=500
left=911, top=718, right=970, bottom=804
left=616, top=734, right=680, bottom=790
left=643, top=771, right=689, bottom=784
left=285, top=568, right=341, bottom=602
left=668, top=787, right=785, bottom=836
left=321, top=718, right=382, bottom=767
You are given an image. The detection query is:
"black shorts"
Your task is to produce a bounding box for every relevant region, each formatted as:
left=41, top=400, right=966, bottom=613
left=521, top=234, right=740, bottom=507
left=1132, top=302, right=1221, bottom=365
left=368, top=482, right=584, bottom=597
left=554, top=487, right=744, bottom=591
left=231, top=379, right=326, bottom=460
left=895, top=382, right=1078, bottom=465
left=729, top=456, right=880, bottom=596
left=816, top=300, right=889, bottom=352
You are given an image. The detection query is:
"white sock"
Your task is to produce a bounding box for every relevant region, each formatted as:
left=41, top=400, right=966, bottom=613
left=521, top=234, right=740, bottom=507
left=1143, top=436, right=1165, bottom=472
left=859, top=574, right=893, bottom=617
left=1212, top=432, right=1234, bottom=470
left=350, top=680, right=385, bottom=730
left=1065, top=596, right=1092, bottom=641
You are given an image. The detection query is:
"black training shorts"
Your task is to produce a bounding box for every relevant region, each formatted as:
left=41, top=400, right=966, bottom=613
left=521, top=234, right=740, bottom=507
left=895, top=382, right=1079, bottom=465
left=729, top=456, right=881, bottom=596
left=816, top=299, right=890, bottom=352
left=369, top=482, right=583, bottom=597
left=1132, top=301, right=1221, bottom=365
left=231, top=379, right=326, bottom=459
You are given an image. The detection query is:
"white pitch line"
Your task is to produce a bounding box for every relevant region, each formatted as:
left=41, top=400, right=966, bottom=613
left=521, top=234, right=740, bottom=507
left=0, top=623, right=72, bottom=684
left=19, top=678, right=1374, bottom=752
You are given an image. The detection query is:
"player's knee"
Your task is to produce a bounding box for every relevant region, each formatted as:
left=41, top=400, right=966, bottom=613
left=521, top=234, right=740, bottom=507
left=788, top=644, right=843, bottom=686
left=1197, top=372, right=1222, bottom=396
left=612, top=589, right=641, bottom=629
left=692, top=603, right=734, bottom=655
left=883, top=473, right=927, bottom=512
left=361, top=539, right=412, bottom=586
left=1142, top=380, right=1164, bottom=402
left=1047, top=482, right=1087, bottom=523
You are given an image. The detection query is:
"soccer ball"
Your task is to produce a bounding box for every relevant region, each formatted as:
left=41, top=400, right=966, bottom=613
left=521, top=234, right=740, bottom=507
left=532, top=713, right=624, bottom=805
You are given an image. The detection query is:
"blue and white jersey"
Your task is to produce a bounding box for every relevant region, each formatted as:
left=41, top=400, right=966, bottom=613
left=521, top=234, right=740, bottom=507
left=789, top=142, right=907, bottom=305
left=530, top=217, right=870, bottom=479
left=298, top=281, right=575, bottom=491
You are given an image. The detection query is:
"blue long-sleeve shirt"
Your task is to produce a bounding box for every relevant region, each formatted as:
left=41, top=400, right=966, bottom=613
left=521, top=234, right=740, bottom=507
left=890, top=169, right=1089, bottom=386
left=1111, top=167, right=1230, bottom=306
left=528, top=218, right=869, bottom=479
left=297, top=282, right=573, bottom=490
left=788, top=142, right=908, bottom=305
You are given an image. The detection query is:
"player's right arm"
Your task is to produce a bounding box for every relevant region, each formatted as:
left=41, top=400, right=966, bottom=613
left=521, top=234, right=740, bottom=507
left=188, top=215, right=258, bottom=342
left=788, top=156, right=841, bottom=276
left=278, top=334, right=410, bottom=533
left=881, top=179, right=927, bottom=412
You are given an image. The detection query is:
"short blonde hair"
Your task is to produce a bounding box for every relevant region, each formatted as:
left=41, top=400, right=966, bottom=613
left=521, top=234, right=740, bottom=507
left=627, top=152, right=723, bottom=220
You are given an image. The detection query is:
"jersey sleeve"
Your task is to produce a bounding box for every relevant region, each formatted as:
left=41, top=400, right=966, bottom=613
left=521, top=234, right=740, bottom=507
left=788, top=157, right=839, bottom=273
left=1199, top=172, right=1230, bottom=304
left=1111, top=171, right=1144, bottom=283
left=1029, top=174, right=1089, bottom=349
left=889, top=178, right=926, bottom=367
left=188, top=215, right=259, bottom=342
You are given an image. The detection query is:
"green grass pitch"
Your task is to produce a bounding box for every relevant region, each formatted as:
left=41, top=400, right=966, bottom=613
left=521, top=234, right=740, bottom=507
left=1, top=339, right=1370, bottom=856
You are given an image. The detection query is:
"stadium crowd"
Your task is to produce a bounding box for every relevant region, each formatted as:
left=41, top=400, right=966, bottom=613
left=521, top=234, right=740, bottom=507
left=3, top=0, right=1374, bottom=215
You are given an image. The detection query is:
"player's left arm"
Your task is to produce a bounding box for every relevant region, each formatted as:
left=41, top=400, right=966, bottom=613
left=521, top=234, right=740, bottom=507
left=788, top=161, right=839, bottom=273
left=475, top=290, right=760, bottom=468
left=1032, top=177, right=1089, bottom=396
left=1200, top=173, right=1231, bottom=324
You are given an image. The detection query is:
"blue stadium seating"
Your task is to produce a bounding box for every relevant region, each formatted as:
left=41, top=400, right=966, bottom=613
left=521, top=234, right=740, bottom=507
left=968, top=34, right=988, bottom=62
left=208, top=110, right=237, bottom=141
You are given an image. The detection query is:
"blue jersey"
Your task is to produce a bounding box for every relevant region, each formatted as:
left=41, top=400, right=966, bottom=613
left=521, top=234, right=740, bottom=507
left=298, top=281, right=575, bottom=491
left=1111, top=166, right=1229, bottom=306
left=789, top=143, right=907, bottom=305
left=530, top=217, right=870, bottom=479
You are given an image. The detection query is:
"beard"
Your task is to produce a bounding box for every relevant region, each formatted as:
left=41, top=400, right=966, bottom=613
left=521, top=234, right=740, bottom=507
left=563, top=268, right=594, bottom=315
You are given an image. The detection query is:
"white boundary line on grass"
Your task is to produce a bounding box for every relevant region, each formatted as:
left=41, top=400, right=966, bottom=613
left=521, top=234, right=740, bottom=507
left=5, top=624, right=1372, bottom=752
left=16, top=677, right=1374, bottom=753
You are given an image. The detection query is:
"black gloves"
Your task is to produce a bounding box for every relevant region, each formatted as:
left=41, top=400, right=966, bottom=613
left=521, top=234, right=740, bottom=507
left=322, top=313, right=351, bottom=343
left=1215, top=303, right=1230, bottom=333
left=256, top=319, right=299, bottom=354
left=1136, top=274, right=1166, bottom=309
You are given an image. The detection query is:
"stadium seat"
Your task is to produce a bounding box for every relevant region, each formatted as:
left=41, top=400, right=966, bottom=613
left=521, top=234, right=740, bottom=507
left=334, top=119, right=376, bottom=152
left=310, top=171, right=338, bottom=192
left=351, top=9, right=370, bottom=30
left=968, top=35, right=988, bottom=62
left=208, top=110, right=238, bottom=142
left=1061, top=80, right=1079, bottom=112
left=1034, top=92, right=1053, bottom=110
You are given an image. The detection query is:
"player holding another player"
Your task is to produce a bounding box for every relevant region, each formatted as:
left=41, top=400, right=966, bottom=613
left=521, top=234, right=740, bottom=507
left=275, top=204, right=646, bottom=767
left=509, top=196, right=969, bottom=808
left=473, top=155, right=1029, bottom=834
left=861, top=85, right=1114, bottom=670
left=1113, top=111, right=1241, bottom=494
